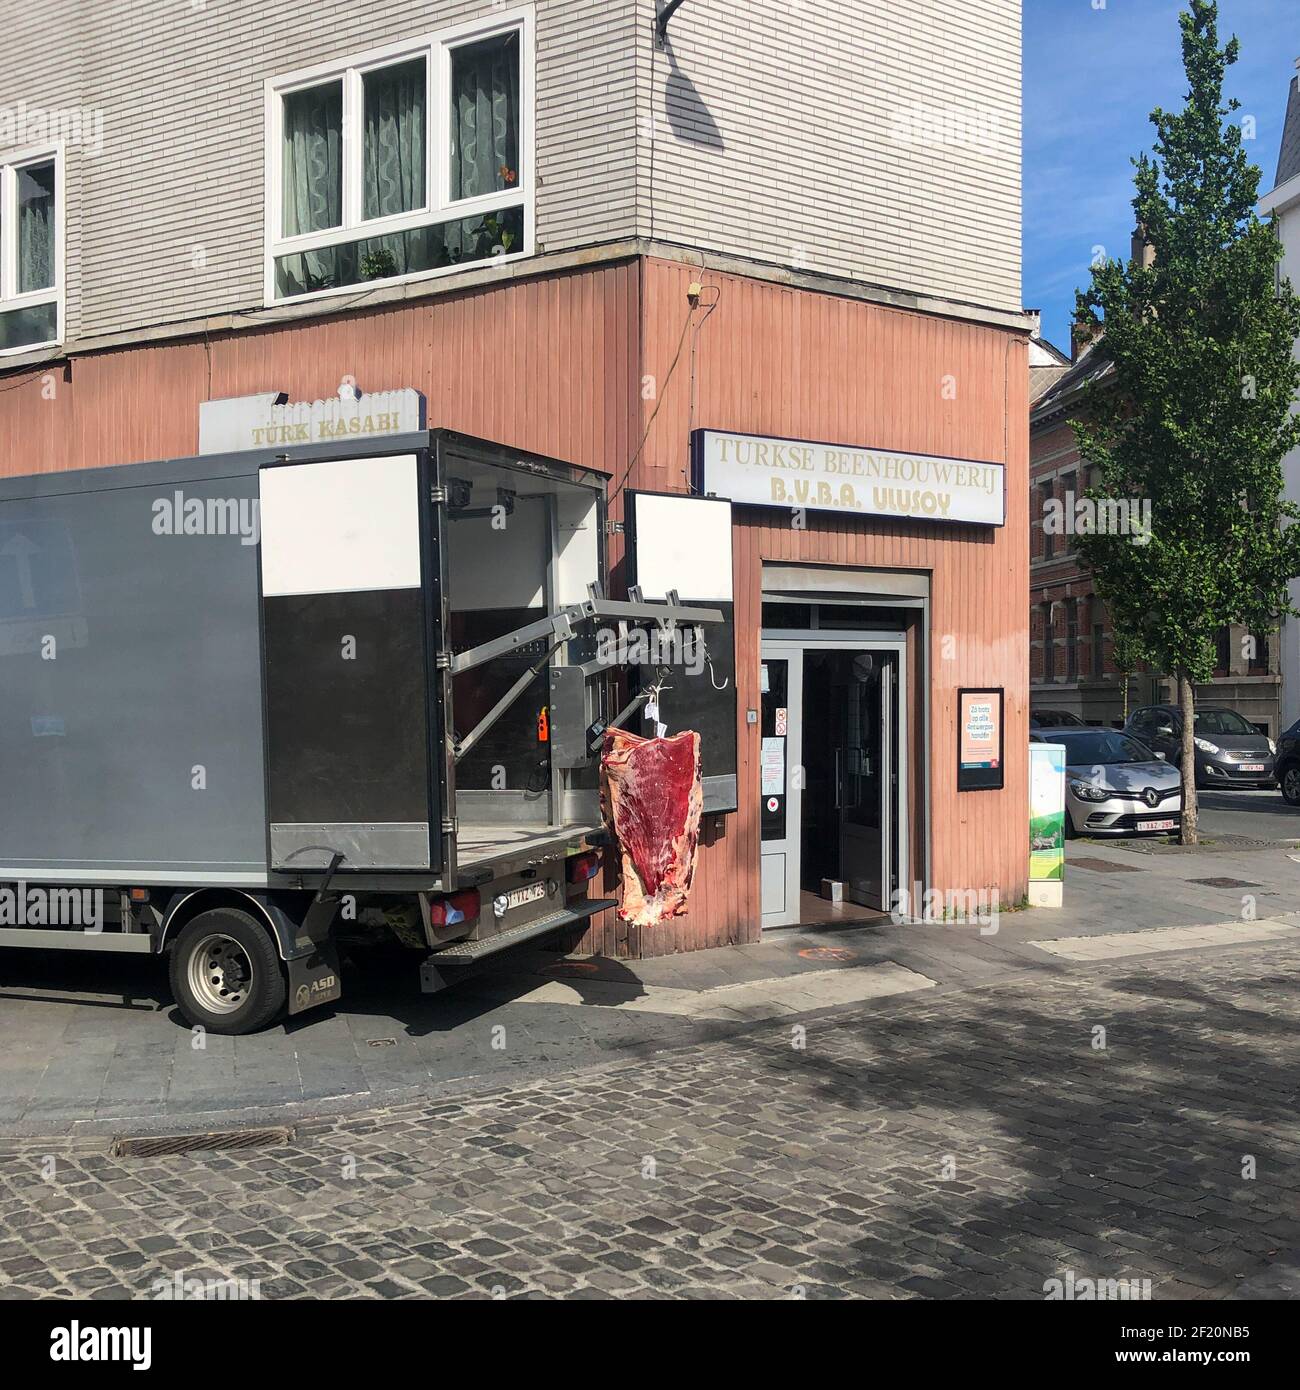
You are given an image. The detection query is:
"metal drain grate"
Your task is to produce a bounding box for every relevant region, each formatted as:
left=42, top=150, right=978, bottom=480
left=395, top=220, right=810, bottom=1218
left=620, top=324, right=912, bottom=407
left=111, top=1126, right=293, bottom=1158
left=1188, top=876, right=1261, bottom=889
left=1069, top=857, right=1144, bottom=873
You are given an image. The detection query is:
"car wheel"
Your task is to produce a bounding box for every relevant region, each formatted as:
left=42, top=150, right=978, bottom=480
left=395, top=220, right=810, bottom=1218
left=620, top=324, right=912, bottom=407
left=1281, top=764, right=1300, bottom=806
left=1063, top=808, right=1077, bottom=839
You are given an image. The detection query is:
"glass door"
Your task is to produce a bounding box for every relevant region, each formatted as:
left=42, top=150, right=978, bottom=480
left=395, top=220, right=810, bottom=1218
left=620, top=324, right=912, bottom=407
left=759, top=646, right=802, bottom=927
left=838, top=651, right=898, bottom=911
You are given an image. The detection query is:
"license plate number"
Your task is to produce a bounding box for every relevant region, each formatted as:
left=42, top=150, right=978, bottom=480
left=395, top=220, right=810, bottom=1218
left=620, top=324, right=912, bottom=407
left=1238, top=764, right=1265, bottom=773
left=504, top=882, right=546, bottom=911
left=1140, top=818, right=1177, bottom=831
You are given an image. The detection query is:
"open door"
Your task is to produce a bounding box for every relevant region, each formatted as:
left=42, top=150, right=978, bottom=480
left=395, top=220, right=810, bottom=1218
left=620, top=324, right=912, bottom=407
left=258, top=451, right=441, bottom=874
left=838, top=651, right=897, bottom=911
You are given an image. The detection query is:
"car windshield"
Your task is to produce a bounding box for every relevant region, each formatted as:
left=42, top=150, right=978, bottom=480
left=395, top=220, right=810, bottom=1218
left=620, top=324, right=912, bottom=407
left=1059, top=731, right=1153, bottom=765
left=1195, top=710, right=1257, bottom=737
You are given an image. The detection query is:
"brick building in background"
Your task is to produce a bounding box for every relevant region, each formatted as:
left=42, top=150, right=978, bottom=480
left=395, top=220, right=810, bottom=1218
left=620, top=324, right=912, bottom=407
left=1029, top=313, right=1282, bottom=736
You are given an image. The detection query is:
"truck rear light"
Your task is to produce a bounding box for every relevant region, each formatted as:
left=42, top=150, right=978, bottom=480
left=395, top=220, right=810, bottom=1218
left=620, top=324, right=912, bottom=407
left=427, top=889, right=481, bottom=927
left=567, top=851, right=602, bottom=884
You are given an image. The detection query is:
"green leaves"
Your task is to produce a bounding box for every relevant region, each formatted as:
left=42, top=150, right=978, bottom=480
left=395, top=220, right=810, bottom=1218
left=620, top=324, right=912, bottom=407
left=1070, top=0, right=1300, bottom=691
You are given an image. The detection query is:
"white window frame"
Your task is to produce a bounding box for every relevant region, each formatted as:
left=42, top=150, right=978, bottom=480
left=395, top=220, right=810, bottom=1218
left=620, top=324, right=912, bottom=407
left=0, top=141, right=64, bottom=357
left=264, top=6, right=535, bottom=306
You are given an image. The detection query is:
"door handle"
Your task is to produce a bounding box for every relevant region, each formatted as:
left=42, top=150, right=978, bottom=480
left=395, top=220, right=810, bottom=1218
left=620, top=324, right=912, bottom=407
left=834, top=748, right=842, bottom=809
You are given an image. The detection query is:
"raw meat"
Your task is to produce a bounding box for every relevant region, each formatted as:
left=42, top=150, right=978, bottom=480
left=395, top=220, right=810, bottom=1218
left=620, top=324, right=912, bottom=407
left=601, top=728, right=703, bottom=927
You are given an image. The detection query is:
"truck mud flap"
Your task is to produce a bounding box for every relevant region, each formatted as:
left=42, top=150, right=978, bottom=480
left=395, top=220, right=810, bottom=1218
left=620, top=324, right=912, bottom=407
left=287, top=940, right=343, bottom=1015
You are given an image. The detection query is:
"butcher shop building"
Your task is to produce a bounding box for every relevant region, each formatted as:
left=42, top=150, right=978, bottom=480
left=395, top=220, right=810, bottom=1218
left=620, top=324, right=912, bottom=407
left=0, top=0, right=1029, bottom=956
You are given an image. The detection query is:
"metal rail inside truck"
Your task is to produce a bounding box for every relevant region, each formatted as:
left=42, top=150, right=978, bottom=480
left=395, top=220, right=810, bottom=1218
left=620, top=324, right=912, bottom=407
left=0, top=430, right=721, bottom=1034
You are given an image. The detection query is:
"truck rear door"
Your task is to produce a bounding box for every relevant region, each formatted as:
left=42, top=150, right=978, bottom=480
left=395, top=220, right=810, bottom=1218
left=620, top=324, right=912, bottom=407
left=257, top=448, right=444, bottom=875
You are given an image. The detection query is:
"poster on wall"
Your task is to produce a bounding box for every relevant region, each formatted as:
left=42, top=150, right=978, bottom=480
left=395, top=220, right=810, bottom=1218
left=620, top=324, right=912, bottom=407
left=1028, top=741, right=1066, bottom=907
left=957, top=688, right=1004, bottom=791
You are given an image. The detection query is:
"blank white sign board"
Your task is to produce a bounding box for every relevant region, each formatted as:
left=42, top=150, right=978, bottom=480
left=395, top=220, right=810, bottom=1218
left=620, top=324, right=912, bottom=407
left=630, top=493, right=733, bottom=600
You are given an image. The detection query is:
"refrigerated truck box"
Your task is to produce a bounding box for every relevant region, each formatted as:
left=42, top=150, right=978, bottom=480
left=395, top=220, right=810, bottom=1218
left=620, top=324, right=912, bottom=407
left=0, top=430, right=721, bottom=1033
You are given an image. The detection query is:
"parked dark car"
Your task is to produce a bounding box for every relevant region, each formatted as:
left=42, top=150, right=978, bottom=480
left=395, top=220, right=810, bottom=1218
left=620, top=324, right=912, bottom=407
left=1273, top=719, right=1300, bottom=804
left=1124, top=704, right=1276, bottom=789
left=1030, top=708, right=1088, bottom=729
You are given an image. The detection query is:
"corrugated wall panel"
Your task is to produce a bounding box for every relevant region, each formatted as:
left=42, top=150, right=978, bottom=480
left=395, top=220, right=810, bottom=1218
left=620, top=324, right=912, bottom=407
left=619, top=258, right=1029, bottom=957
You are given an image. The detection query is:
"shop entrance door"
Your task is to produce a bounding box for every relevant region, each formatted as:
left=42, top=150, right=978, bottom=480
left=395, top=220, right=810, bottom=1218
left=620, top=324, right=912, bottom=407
left=760, top=637, right=905, bottom=928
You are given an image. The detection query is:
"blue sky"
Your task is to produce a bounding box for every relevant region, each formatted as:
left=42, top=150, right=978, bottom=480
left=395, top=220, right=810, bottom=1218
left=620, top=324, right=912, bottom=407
left=1024, top=0, right=1298, bottom=349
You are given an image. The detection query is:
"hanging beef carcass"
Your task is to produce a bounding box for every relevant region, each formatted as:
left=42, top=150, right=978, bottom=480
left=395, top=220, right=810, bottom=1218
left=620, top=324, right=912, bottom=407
left=601, top=728, right=703, bottom=927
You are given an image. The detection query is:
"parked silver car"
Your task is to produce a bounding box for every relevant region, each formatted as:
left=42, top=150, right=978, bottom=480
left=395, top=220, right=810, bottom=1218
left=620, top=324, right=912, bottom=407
left=1035, top=728, right=1182, bottom=837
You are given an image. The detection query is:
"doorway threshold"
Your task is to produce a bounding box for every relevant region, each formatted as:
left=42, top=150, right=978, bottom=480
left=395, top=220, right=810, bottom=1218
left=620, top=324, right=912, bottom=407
left=765, top=890, right=891, bottom=935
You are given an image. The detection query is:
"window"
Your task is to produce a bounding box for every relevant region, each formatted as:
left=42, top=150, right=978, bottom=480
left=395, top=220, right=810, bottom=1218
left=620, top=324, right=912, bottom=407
left=1213, top=626, right=1231, bottom=676
left=1091, top=617, right=1105, bottom=679
left=266, top=11, right=532, bottom=303
left=1042, top=603, right=1055, bottom=681
left=1039, top=481, right=1055, bottom=560
left=1247, top=631, right=1269, bottom=675
left=1065, top=599, right=1078, bottom=681
left=0, top=146, right=61, bottom=354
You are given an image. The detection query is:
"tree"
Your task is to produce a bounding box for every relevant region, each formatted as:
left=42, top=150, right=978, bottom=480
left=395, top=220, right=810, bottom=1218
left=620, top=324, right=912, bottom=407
left=1071, top=0, right=1300, bottom=844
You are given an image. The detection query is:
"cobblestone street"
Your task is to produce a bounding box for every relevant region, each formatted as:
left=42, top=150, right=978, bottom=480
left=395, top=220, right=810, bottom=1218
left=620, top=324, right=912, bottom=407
left=2, top=932, right=1296, bottom=1301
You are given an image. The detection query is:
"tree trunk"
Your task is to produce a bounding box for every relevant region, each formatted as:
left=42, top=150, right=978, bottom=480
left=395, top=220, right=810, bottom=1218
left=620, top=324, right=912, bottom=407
left=1178, top=671, right=1198, bottom=845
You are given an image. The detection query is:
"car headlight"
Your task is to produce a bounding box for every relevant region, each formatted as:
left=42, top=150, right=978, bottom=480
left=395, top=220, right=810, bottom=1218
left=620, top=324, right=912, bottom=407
left=1268, top=739, right=1277, bottom=755
left=1194, top=737, right=1220, bottom=754
left=1068, top=778, right=1110, bottom=803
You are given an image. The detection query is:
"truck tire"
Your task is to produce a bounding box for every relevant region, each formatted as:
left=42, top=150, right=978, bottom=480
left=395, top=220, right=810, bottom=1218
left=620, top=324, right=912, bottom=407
left=169, top=909, right=287, bottom=1035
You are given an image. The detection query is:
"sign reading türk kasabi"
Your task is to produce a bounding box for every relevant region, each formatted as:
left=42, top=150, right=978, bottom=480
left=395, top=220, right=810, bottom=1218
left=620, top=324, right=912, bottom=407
left=691, top=429, right=1005, bottom=527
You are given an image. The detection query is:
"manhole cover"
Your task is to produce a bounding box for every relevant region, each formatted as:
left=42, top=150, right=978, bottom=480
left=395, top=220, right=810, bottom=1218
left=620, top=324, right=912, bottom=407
left=1188, top=877, right=1261, bottom=889
left=798, top=946, right=858, bottom=962
left=1069, top=857, right=1143, bottom=873
left=112, top=1127, right=293, bottom=1159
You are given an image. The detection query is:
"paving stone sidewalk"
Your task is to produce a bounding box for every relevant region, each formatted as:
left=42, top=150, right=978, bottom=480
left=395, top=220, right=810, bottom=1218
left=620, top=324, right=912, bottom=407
left=1, top=932, right=1296, bottom=1300
left=1, top=837, right=1298, bottom=1135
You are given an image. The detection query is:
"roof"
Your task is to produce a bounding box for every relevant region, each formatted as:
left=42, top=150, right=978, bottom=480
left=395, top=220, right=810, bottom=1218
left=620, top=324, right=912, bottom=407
left=1030, top=338, right=1115, bottom=428
left=1277, top=76, right=1300, bottom=188
left=1028, top=334, right=1072, bottom=405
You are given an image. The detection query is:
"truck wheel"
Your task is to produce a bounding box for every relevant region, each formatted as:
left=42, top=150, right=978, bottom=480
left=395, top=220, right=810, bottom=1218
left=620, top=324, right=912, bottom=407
left=169, top=909, right=287, bottom=1035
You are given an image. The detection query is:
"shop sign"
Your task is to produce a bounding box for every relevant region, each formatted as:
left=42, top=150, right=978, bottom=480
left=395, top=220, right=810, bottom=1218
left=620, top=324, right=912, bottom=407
left=199, top=388, right=426, bottom=455
left=691, top=429, right=1005, bottom=526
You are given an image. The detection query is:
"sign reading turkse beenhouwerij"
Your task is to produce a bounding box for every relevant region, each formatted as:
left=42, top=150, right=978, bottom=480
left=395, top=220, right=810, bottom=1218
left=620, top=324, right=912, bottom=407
left=691, top=429, right=1005, bottom=527
left=198, top=388, right=426, bottom=456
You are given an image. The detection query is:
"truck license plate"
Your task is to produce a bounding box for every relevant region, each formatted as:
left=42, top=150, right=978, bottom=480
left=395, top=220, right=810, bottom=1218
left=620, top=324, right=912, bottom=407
left=505, top=882, right=547, bottom=911
left=1140, top=818, right=1177, bottom=831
